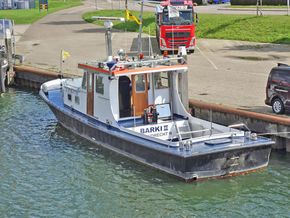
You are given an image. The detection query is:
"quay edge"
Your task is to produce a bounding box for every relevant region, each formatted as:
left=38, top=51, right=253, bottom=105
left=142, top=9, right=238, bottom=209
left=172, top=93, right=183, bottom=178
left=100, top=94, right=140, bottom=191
left=13, top=65, right=290, bottom=153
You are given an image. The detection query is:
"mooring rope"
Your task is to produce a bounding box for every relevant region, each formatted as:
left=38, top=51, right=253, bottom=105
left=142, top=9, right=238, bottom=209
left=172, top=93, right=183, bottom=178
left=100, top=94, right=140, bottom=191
left=257, top=132, right=290, bottom=136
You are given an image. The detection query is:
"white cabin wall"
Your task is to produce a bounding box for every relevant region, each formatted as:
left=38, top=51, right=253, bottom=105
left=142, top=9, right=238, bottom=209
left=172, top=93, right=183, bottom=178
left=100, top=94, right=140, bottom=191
left=172, top=72, right=189, bottom=117
left=63, top=78, right=87, bottom=114
left=93, top=74, right=117, bottom=125
left=110, top=79, right=119, bottom=121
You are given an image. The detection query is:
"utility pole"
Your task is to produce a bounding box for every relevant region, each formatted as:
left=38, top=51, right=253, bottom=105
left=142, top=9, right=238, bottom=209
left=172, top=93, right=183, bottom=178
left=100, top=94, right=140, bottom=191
left=137, top=0, right=144, bottom=54
left=125, top=0, right=127, bottom=10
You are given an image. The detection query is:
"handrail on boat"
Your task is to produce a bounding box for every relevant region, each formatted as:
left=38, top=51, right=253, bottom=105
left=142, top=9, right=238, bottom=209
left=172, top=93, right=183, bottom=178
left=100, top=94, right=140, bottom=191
left=179, top=128, right=211, bottom=135
left=228, top=123, right=251, bottom=132
left=180, top=131, right=245, bottom=145
left=115, top=57, right=186, bottom=68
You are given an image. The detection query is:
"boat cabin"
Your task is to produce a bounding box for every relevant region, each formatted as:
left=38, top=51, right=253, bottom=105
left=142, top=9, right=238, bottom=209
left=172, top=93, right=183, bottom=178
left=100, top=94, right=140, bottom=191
left=62, top=56, right=195, bottom=141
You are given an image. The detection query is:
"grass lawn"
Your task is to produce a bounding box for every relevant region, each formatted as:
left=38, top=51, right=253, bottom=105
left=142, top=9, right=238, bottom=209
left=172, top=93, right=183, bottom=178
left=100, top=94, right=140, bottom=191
left=83, top=10, right=290, bottom=44
left=0, top=0, right=82, bottom=24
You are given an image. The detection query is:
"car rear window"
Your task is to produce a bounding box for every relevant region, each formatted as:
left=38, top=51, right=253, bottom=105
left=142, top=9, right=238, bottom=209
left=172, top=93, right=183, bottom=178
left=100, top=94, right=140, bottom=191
left=270, top=68, right=290, bottom=83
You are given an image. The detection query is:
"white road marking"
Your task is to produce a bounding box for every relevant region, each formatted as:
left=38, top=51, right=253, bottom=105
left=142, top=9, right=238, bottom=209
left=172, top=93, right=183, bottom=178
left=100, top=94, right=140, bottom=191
left=196, top=45, right=218, bottom=70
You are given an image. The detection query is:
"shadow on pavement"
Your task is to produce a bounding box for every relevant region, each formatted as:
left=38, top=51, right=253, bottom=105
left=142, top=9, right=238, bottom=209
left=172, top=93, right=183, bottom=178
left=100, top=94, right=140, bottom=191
left=74, top=28, right=121, bottom=34
left=225, top=54, right=288, bottom=62
left=43, top=20, right=86, bottom=25
left=222, top=44, right=290, bottom=53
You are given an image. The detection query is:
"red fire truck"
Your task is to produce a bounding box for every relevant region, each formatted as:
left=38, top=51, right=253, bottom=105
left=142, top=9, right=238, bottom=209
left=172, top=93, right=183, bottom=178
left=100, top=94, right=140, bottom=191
left=155, top=0, right=197, bottom=53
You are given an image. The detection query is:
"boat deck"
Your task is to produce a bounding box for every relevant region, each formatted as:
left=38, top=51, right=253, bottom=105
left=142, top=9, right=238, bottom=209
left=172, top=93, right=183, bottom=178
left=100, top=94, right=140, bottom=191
left=44, top=88, right=272, bottom=156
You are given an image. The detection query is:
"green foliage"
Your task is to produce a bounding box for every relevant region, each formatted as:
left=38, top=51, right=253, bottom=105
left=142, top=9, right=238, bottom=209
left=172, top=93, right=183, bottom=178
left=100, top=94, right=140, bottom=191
left=83, top=10, right=290, bottom=44
left=83, top=10, right=156, bottom=35
left=0, top=0, right=82, bottom=24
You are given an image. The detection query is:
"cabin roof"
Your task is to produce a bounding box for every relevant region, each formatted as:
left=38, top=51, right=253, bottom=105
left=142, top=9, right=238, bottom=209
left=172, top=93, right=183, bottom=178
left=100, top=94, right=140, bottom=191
left=78, top=57, right=188, bottom=76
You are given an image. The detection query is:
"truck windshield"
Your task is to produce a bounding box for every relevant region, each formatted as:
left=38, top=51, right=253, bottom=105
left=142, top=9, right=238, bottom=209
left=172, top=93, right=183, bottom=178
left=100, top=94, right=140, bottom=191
left=162, top=9, right=193, bottom=25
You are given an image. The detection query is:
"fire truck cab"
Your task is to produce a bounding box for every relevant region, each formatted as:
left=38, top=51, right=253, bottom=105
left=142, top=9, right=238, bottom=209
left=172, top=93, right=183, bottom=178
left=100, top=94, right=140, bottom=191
left=155, top=0, right=197, bottom=53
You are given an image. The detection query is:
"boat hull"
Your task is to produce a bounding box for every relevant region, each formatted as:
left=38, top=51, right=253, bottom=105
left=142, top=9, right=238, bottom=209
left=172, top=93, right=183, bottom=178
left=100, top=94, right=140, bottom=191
left=44, top=99, right=272, bottom=182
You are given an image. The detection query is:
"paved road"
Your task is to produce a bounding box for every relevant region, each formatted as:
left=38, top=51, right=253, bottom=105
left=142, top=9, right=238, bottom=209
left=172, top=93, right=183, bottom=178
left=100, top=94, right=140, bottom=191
left=16, top=0, right=290, bottom=114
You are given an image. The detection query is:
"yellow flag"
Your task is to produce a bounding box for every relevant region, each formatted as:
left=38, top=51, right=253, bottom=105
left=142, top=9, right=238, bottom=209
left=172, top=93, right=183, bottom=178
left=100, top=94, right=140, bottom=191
left=62, top=50, right=70, bottom=61
left=125, top=9, right=141, bottom=25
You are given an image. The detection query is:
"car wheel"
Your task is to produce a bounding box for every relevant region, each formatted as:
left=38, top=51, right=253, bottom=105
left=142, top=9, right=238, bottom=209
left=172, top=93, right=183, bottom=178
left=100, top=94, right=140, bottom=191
left=272, top=98, right=285, bottom=114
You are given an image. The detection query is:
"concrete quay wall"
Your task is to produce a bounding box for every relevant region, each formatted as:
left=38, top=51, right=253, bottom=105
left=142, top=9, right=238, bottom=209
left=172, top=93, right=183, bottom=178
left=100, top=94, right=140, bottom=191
left=14, top=65, right=59, bottom=89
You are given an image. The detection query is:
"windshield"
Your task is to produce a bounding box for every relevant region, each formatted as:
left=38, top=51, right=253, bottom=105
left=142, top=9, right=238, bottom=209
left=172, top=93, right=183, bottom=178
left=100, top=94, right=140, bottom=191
left=162, top=9, right=193, bottom=25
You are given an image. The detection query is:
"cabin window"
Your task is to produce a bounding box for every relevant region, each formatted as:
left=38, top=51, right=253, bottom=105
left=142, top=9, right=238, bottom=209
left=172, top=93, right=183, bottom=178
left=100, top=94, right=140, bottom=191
left=82, top=72, right=87, bottom=90
left=95, top=76, right=104, bottom=94
left=154, top=72, right=169, bottom=89
left=75, top=96, right=80, bottom=104
left=135, top=74, right=146, bottom=92
left=67, top=94, right=72, bottom=101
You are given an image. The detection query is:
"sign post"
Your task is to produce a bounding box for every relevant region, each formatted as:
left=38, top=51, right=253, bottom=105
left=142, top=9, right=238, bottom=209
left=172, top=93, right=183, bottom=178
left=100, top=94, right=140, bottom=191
left=39, top=0, right=48, bottom=12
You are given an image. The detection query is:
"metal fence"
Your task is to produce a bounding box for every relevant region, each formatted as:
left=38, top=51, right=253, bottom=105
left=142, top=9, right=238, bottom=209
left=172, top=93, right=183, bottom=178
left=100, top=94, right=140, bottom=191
left=231, top=0, right=287, bottom=5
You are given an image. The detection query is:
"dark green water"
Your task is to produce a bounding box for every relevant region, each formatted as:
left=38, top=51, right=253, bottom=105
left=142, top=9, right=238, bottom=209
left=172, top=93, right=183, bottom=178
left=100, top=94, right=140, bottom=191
left=0, top=88, right=289, bottom=217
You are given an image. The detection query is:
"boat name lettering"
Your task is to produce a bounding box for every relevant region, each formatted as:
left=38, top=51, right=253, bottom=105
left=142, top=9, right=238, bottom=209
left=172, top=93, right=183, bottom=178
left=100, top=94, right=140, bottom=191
left=149, top=132, right=168, bottom=137
left=140, top=125, right=169, bottom=134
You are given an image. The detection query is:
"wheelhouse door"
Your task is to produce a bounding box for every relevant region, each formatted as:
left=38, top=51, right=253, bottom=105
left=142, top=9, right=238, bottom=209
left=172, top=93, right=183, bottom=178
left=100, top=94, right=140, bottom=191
left=131, top=74, right=148, bottom=116
left=87, top=72, right=94, bottom=116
